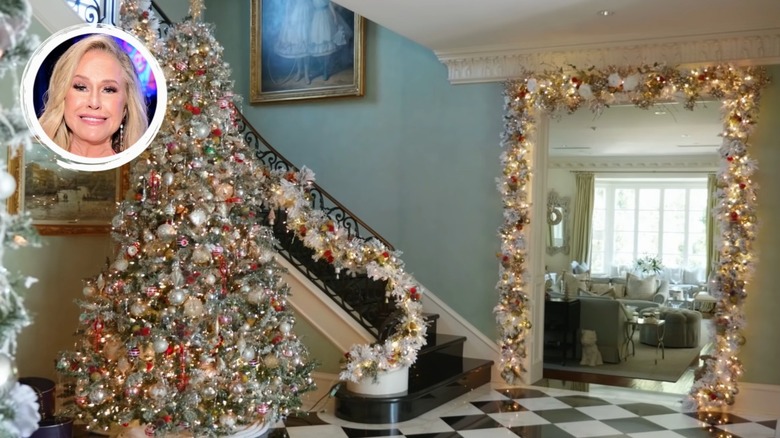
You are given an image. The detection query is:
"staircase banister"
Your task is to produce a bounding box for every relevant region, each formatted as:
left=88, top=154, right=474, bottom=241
left=236, top=112, right=395, bottom=251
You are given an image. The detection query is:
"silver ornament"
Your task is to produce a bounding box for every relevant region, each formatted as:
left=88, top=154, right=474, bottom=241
left=152, top=338, right=169, bottom=353
left=163, top=172, right=175, bottom=186
left=168, top=289, right=186, bottom=305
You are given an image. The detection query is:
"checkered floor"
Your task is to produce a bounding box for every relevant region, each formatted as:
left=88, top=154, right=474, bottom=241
left=264, top=383, right=779, bottom=438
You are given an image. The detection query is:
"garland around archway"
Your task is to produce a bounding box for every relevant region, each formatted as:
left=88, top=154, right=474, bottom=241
left=496, top=64, right=769, bottom=414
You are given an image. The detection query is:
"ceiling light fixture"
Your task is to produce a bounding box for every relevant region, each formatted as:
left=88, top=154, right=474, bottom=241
left=597, top=9, right=615, bottom=17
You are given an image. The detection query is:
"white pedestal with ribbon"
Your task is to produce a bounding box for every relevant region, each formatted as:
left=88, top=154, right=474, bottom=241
left=346, top=366, right=409, bottom=396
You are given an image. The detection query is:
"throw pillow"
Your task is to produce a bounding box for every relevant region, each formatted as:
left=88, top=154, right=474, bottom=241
left=562, top=272, right=589, bottom=300
left=626, top=273, right=657, bottom=300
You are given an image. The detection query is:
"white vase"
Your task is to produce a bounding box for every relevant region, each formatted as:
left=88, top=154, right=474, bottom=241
left=346, top=366, right=409, bottom=396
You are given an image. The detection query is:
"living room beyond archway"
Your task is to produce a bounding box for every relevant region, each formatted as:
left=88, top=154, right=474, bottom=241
left=494, top=64, right=770, bottom=415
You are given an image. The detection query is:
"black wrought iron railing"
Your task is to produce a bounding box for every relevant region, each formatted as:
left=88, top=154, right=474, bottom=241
left=237, top=116, right=396, bottom=337
left=64, top=0, right=396, bottom=338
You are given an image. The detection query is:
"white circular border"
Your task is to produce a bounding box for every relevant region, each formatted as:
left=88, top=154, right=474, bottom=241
left=20, top=23, right=167, bottom=172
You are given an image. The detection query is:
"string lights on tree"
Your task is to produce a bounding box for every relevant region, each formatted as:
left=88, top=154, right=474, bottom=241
left=497, top=63, right=769, bottom=416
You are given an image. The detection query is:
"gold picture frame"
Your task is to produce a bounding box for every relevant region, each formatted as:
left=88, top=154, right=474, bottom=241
left=7, top=145, right=128, bottom=235
left=250, top=0, right=365, bottom=103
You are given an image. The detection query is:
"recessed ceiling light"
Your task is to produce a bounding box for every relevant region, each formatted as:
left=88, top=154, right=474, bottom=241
left=654, top=111, right=667, bottom=115
left=597, top=10, right=615, bottom=17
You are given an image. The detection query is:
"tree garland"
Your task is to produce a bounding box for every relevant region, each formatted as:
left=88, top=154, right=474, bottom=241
left=265, top=168, right=427, bottom=383
left=497, top=64, right=769, bottom=415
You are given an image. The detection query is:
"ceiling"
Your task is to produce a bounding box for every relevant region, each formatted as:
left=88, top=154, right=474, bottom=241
left=332, top=0, right=780, bottom=59
left=547, top=102, right=723, bottom=158
left=331, top=0, right=775, bottom=159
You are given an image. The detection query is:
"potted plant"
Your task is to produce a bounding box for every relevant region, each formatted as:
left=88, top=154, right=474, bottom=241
left=634, top=255, right=664, bottom=277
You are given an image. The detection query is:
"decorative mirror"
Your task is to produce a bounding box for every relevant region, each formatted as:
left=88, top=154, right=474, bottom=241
left=546, top=189, right=569, bottom=255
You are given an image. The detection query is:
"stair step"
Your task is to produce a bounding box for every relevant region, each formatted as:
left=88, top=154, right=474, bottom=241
left=334, top=356, right=493, bottom=424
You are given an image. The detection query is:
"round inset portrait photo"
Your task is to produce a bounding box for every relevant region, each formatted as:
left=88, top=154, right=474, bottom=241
left=20, top=24, right=167, bottom=171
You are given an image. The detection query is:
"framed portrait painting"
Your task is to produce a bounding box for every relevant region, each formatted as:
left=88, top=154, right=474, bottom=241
left=250, top=0, right=365, bottom=103
left=7, top=145, right=127, bottom=235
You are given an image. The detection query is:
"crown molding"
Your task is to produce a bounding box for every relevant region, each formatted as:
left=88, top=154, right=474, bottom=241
left=436, top=29, right=780, bottom=84
left=548, top=155, right=719, bottom=171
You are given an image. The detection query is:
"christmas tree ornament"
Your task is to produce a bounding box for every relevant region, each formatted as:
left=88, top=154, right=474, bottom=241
left=0, top=170, right=16, bottom=200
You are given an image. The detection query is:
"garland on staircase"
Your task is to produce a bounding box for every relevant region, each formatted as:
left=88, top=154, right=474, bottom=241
left=497, top=64, right=769, bottom=417
left=266, top=168, right=428, bottom=383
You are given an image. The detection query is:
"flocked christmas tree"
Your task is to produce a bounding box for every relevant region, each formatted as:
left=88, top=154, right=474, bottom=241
left=0, top=0, right=43, bottom=437
left=55, top=1, right=316, bottom=435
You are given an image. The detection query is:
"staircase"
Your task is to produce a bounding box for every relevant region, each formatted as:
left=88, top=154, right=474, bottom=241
left=334, top=314, right=493, bottom=424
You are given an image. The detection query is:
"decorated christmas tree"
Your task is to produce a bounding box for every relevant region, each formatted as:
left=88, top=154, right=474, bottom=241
left=55, top=2, right=316, bottom=435
left=0, top=0, right=43, bottom=437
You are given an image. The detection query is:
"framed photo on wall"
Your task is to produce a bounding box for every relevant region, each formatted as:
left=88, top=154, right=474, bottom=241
left=7, top=145, right=127, bottom=235
left=250, top=0, right=365, bottom=103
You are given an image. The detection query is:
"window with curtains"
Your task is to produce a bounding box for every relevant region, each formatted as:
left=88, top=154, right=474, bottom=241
left=590, top=177, right=708, bottom=278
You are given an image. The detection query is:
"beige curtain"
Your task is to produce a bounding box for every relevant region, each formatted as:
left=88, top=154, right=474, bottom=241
left=570, top=172, right=594, bottom=264
left=706, top=173, right=719, bottom=277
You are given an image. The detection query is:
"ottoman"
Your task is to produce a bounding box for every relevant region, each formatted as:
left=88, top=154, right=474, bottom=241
left=640, top=308, right=702, bottom=348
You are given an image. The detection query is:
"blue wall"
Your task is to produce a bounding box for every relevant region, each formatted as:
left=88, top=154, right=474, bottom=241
left=205, top=2, right=505, bottom=342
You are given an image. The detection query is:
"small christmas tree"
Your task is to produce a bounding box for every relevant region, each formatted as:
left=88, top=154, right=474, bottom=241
left=0, top=0, right=43, bottom=437
left=55, top=2, right=315, bottom=435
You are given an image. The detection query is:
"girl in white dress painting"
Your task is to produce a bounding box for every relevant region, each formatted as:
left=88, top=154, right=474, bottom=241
left=273, top=0, right=312, bottom=82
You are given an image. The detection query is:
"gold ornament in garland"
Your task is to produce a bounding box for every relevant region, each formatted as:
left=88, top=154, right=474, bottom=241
left=498, top=64, right=769, bottom=416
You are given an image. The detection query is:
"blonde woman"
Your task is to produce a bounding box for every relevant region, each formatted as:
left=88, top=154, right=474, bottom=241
left=38, top=34, right=148, bottom=158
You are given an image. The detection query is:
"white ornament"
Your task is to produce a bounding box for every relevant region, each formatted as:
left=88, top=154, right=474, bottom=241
left=0, top=170, right=17, bottom=200
left=607, top=72, right=622, bottom=88
left=152, top=338, right=169, bottom=353
left=623, top=74, right=640, bottom=91
left=183, top=297, right=204, bottom=318
left=130, top=302, right=146, bottom=317
left=578, top=83, right=593, bottom=99
left=279, top=321, right=292, bottom=335
left=168, top=289, right=186, bottom=305
left=189, top=209, right=207, bottom=227
left=163, top=172, right=175, bottom=186
left=112, top=258, right=129, bottom=272
left=149, top=382, right=167, bottom=400
left=526, top=78, right=537, bottom=92
left=0, top=353, right=17, bottom=392
left=156, top=223, right=177, bottom=239
left=241, top=347, right=256, bottom=362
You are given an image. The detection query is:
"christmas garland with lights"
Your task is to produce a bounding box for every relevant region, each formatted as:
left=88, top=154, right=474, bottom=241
left=497, top=64, right=769, bottom=414
left=266, top=169, right=428, bottom=383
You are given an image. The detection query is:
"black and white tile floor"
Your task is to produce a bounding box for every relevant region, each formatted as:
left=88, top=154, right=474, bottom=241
left=265, top=383, right=779, bottom=438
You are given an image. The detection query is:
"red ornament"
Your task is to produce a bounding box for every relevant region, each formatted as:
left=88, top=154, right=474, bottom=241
left=730, top=212, right=739, bottom=221
left=739, top=183, right=746, bottom=189
left=727, top=156, right=734, bottom=162
left=140, top=327, right=151, bottom=337
left=382, top=251, right=390, bottom=258
left=191, top=106, right=201, bottom=115
left=212, top=128, right=222, bottom=137
left=323, top=250, right=334, bottom=263
left=298, top=225, right=307, bottom=236
left=271, top=335, right=283, bottom=345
